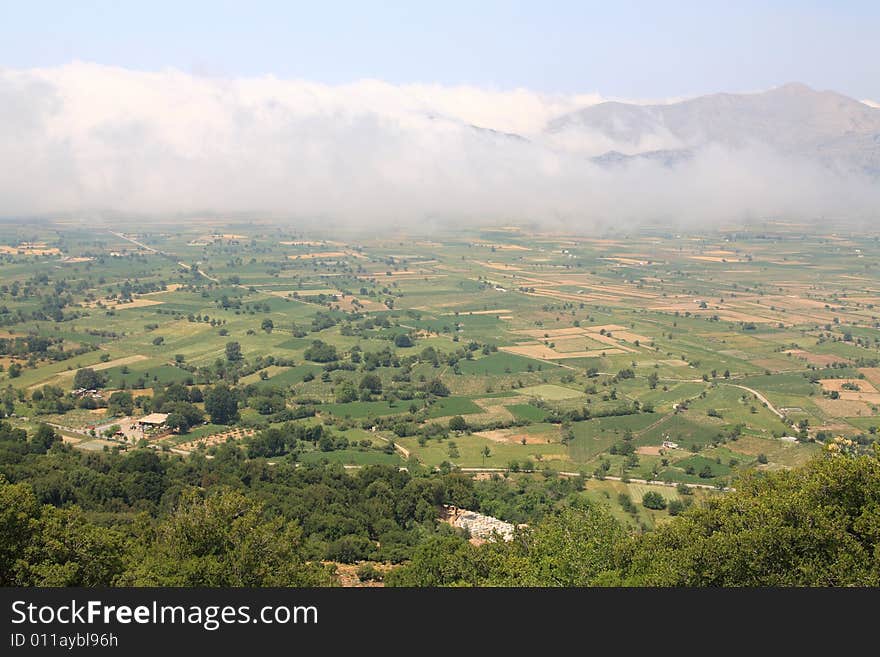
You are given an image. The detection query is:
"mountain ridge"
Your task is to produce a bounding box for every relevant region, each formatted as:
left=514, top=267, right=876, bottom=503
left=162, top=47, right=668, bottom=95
left=545, top=82, right=880, bottom=174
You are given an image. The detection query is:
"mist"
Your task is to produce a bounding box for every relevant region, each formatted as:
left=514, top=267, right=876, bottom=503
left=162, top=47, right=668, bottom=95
left=1, top=62, right=878, bottom=230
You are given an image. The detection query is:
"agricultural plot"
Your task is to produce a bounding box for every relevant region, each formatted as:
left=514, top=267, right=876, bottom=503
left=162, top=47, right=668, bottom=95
left=1, top=220, right=878, bottom=484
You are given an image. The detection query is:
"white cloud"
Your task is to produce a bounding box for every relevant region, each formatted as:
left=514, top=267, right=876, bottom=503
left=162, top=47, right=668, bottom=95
left=0, top=62, right=877, bottom=227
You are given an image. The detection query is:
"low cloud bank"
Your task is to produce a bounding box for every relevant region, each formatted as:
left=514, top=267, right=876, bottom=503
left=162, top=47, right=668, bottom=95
left=1, top=63, right=877, bottom=229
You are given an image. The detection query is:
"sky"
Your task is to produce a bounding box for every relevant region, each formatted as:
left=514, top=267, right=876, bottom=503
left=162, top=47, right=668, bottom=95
left=1, top=1, right=879, bottom=102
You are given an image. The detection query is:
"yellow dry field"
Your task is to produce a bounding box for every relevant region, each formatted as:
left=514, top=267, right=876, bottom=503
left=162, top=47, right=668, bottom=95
left=689, top=255, right=746, bottom=262
left=501, top=344, right=623, bottom=359
left=610, top=331, right=650, bottom=343
left=812, top=397, right=876, bottom=417
left=707, top=309, right=778, bottom=323
left=819, top=379, right=879, bottom=393
left=288, top=251, right=348, bottom=260
left=0, top=245, right=62, bottom=256
left=581, top=239, right=625, bottom=246
left=842, top=393, right=880, bottom=404
left=579, top=284, right=658, bottom=299
left=651, top=301, right=704, bottom=312
left=239, top=365, right=288, bottom=385
left=859, top=368, right=880, bottom=387
left=469, top=401, right=516, bottom=423
left=582, top=332, right=636, bottom=352
left=636, top=445, right=664, bottom=456
left=764, top=295, right=835, bottom=311
left=197, top=233, right=246, bottom=240
left=118, top=388, right=153, bottom=398
left=142, top=283, right=183, bottom=295
left=476, top=429, right=554, bottom=445
left=88, top=297, right=164, bottom=310
left=446, top=309, right=513, bottom=316
left=499, top=343, right=563, bottom=359
left=516, top=327, right=591, bottom=339
left=601, top=257, right=650, bottom=265
left=786, top=350, right=850, bottom=366
left=366, top=270, right=441, bottom=277
left=474, top=261, right=523, bottom=271
left=473, top=242, right=531, bottom=251
left=551, top=337, right=608, bottom=353
left=279, top=240, right=341, bottom=246
left=526, top=289, right=617, bottom=304
left=293, top=289, right=339, bottom=296
left=340, top=296, right=388, bottom=312
left=585, top=324, right=628, bottom=333
left=30, top=355, right=148, bottom=389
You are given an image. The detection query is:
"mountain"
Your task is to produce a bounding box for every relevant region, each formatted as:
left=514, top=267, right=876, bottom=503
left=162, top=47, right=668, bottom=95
left=547, top=83, right=880, bottom=174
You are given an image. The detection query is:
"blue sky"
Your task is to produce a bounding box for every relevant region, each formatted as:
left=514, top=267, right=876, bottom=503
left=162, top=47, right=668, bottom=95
left=1, top=1, right=878, bottom=99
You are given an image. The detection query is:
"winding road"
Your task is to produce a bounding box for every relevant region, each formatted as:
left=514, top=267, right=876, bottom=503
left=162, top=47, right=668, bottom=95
left=720, top=382, right=788, bottom=422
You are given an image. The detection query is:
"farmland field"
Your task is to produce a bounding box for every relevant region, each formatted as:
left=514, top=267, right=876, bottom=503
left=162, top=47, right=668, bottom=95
left=1, top=220, right=876, bottom=488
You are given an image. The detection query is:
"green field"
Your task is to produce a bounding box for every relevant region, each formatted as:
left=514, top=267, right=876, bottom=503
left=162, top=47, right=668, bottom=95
left=2, top=219, right=874, bottom=481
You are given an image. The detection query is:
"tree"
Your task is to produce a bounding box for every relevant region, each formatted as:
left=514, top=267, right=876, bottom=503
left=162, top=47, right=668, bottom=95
left=304, top=340, right=338, bottom=363
left=426, top=378, right=450, bottom=397
left=641, top=491, right=667, bottom=510
left=514, top=506, right=627, bottom=586
left=30, top=424, right=59, bottom=453
left=261, top=318, right=274, bottom=333
left=165, top=412, right=188, bottom=433
left=108, top=391, right=134, bottom=416
left=622, top=455, right=880, bottom=586
left=384, top=535, right=481, bottom=587
left=204, top=384, right=238, bottom=424
left=667, top=499, right=686, bottom=516
left=2, top=388, right=15, bottom=417
left=388, top=505, right=631, bottom=587
left=359, top=374, right=382, bottom=395
left=225, top=341, right=242, bottom=362
left=393, top=333, right=413, bottom=348
left=119, top=488, right=332, bottom=586
left=73, top=368, right=105, bottom=390
left=163, top=402, right=204, bottom=433
left=449, top=415, right=468, bottom=432
left=0, top=476, right=125, bottom=586
left=335, top=382, right=358, bottom=403
left=7, top=362, right=21, bottom=378
left=481, top=445, right=491, bottom=465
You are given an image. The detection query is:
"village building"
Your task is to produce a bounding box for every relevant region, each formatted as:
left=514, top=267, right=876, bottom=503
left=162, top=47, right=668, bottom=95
left=137, top=413, right=169, bottom=430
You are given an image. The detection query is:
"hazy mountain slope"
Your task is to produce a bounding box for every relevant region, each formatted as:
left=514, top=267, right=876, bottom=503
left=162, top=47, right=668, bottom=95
left=548, top=83, right=880, bottom=173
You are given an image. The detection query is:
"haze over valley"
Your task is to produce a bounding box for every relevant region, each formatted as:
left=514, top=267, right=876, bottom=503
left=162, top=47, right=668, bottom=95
left=3, top=63, right=879, bottom=226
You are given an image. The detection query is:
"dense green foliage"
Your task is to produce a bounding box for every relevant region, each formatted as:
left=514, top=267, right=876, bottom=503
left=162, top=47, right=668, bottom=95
left=1, top=418, right=879, bottom=587
left=388, top=453, right=880, bottom=586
